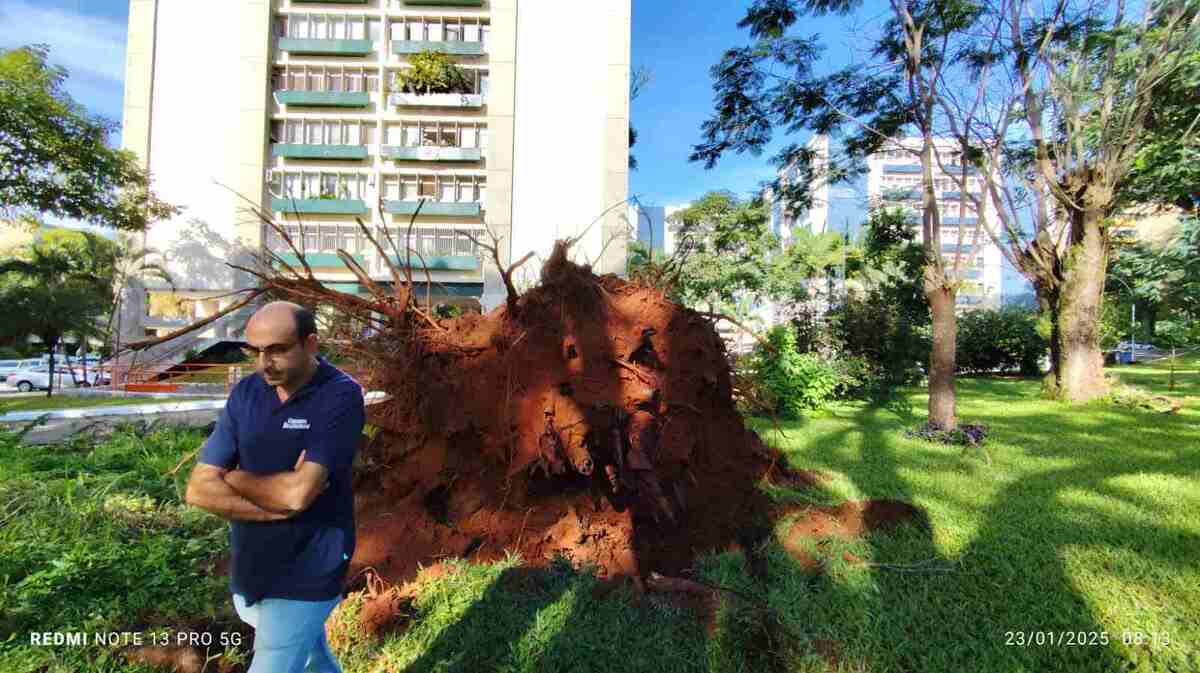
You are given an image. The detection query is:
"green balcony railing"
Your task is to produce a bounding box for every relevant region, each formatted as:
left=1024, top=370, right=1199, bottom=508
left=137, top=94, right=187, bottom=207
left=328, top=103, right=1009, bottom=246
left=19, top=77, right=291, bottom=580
left=322, top=281, right=484, bottom=297
left=273, top=144, right=369, bottom=160
left=274, top=252, right=365, bottom=268
left=380, top=146, right=482, bottom=162
left=383, top=201, right=482, bottom=217
left=403, top=0, right=484, bottom=6
left=386, top=254, right=479, bottom=271
left=270, top=197, right=369, bottom=215
left=273, top=91, right=371, bottom=108
left=278, top=38, right=374, bottom=56
left=392, top=40, right=484, bottom=56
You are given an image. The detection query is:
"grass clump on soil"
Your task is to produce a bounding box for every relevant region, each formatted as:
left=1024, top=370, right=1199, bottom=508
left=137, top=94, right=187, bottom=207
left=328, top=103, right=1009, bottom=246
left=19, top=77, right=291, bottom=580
left=0, top=422, right=248, bottom=673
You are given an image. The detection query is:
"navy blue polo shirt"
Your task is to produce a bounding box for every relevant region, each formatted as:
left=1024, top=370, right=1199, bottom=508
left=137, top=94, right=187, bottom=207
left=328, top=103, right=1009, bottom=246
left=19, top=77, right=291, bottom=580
left=199, top=356, right=364, bottom=606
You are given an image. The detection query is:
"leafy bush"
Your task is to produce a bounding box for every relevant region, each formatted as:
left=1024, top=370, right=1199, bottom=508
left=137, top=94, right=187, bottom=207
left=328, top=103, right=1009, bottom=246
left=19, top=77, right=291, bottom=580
left=826, top=290, right=930, bottom=385
left=957, top=306, right=1046, bottom=375
left=1153, top=319, right=1198, bottom=349
left=748, top=326, right=841, bottom=417
left=394, top=50, right=472, bottom=95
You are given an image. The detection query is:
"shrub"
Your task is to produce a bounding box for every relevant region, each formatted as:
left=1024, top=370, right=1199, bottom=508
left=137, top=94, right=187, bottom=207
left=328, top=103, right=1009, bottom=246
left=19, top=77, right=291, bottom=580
left=826, top=290, right=930, bottom=385
left=748, top=326, right=841, bottom=417
left=395, top=50, right=472, bottom=95
left=956, top=306, right=1047, bottom=375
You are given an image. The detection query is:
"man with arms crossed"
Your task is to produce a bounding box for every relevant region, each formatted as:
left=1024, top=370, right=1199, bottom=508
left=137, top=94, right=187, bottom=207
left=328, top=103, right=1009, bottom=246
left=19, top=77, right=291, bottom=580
left=186, top=301, right=364, bottom=673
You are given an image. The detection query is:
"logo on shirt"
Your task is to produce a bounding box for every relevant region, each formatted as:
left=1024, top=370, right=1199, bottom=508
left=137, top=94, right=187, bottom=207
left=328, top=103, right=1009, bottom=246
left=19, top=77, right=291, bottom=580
left=282, top=417, right=311, bottom=430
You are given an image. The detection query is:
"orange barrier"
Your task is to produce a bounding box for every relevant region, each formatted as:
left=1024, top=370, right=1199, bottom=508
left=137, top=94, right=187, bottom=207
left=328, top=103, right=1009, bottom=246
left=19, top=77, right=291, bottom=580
left=125, top=383, right=181, bottom=393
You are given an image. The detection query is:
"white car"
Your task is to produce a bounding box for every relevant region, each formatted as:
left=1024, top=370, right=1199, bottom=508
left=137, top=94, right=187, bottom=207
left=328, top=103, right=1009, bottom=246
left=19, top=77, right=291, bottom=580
left=6, top=366, right=80, bottom=392
left=0, top=359, right=41, bottom=379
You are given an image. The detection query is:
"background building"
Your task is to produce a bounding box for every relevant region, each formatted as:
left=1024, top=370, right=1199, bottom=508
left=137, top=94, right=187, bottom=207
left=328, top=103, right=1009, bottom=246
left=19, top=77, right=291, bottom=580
left=121, top=0, right=630, bottom=348
left=866, top=138, right=1004, bottom=308
left=628, top=203, right=665, bottom=254
left=766, top=134, right=829, bottom=245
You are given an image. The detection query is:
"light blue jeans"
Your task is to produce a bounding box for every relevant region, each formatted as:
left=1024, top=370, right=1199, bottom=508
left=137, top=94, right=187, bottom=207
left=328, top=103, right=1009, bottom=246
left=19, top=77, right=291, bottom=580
left=232, top=593, right=344, bottom=673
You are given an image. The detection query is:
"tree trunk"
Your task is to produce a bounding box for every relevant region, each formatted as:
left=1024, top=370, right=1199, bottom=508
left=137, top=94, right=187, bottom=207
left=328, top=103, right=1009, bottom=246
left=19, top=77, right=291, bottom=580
left=1034, top=283, right=1063, bottom=395
left=926, top=280, right=957, bottom=429
left=46, top=344, right=56, bottom=398
left=1053, top=207, right=1109, bottom=402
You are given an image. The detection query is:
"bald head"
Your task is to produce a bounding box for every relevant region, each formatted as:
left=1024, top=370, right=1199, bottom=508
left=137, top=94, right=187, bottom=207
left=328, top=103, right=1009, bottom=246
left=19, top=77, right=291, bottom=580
left=247, top=301, right=316, bottom=341
left=244, top=301, right=320, bottom=391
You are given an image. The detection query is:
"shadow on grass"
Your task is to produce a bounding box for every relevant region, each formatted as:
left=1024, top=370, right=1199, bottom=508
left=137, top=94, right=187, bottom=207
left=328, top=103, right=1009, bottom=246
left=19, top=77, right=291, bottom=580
left=396, top=561, right=708, bottom=673
left=757, top=387, right=1200, bottom=672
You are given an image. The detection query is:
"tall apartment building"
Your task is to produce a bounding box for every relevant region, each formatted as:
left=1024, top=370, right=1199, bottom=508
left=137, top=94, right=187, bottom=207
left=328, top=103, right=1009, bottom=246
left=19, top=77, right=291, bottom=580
left=121, top=0, right=630, bottom=343
left=867, top=138, right=1003, bottom=308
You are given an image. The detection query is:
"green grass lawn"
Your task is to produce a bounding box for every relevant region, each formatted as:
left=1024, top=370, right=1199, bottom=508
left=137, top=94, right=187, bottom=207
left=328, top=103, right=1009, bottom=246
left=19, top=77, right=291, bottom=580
left=0, top=364, right=1196, bottom=672
left=0, top=395, right=217, bottom=415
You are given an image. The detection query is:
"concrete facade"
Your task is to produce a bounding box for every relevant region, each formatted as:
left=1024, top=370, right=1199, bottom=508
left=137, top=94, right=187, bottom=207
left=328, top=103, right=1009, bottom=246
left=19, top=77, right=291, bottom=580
left=122, top=0, right=630, bottom=335
left=866, top=137, right=1004, bottom=308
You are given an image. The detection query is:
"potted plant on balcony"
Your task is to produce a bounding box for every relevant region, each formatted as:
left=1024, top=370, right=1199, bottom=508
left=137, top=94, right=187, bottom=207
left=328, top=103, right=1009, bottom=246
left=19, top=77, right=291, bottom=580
left=395, top=50, right=471, bottom=95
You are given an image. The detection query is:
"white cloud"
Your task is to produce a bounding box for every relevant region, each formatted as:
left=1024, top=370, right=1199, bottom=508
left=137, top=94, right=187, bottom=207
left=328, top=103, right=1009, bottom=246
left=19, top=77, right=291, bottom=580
left=0, top=1, right=126, bottom=88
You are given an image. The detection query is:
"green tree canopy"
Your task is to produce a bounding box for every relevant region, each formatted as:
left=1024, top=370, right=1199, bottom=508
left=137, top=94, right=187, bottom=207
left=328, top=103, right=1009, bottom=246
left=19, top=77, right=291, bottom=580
left=0, top=45, right=177, bottom=231
left=0, top=229, right=117, bottom=395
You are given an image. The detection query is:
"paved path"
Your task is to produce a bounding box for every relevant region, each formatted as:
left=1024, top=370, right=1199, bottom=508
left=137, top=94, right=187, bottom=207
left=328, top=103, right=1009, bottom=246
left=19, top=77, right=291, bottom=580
left=0, top=400, right=226, bottom=445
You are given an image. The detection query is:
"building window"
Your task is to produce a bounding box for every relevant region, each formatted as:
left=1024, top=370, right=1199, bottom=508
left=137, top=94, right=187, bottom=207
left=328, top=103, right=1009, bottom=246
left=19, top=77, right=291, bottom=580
left=419, top=176, right=437, bottom=199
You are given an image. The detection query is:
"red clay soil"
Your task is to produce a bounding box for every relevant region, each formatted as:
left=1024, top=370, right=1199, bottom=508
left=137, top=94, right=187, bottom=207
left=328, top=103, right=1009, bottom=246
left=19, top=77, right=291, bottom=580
left=778, top=499, right=925, bottom=572
left=125, top=646, right=206, bottom=673
left=782, top=499, right=925, bottom=541
left=347, top=243, right=785, bottom=592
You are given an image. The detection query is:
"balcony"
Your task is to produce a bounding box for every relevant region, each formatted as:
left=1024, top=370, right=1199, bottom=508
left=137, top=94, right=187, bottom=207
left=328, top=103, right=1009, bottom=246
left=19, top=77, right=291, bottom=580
left=386, top=254, right=480, bottom=271
left=294, top=0, right=369, bottom=3
left=384, top=201, right=482, bottom=217
left=274, top=252, right=366, bottom=268
left=392, top=40, right=485, bottom=57
left=402, top=0, right=485, bottom=5
left=271, top=197, right=370, bottom=215
left=273, top=144, right=370, bottom=160
left=381, top=146, right=482, bottom=162
left=389, top=92, right=484, bottom=109
left=278, top=38, right=374, bottom=56
left=274, top=90, right=371, bottom=108
left=940, top=243, right=975, bottom=253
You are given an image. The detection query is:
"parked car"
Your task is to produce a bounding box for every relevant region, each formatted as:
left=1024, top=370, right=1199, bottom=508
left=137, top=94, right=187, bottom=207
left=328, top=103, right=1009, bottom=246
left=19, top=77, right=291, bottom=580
left=1116, top=341, right=1156, bottom=353
left=5, top=366, right=79, bottom=392
left=0, top=359, right=41, bottom=379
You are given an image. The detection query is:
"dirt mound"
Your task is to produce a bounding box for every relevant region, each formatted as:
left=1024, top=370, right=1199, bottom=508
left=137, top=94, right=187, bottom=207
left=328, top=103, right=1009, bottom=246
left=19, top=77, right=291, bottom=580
left=777, top=498, right=925, bottom=572
left=782, top=499, right=925, bottom=541
left=346, top=242, right=780, bottom=589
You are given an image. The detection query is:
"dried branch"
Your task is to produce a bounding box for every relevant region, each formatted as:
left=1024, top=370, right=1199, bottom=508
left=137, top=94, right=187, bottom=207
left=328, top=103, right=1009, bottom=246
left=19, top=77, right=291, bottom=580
left=120, top=289, right=265, bottom=352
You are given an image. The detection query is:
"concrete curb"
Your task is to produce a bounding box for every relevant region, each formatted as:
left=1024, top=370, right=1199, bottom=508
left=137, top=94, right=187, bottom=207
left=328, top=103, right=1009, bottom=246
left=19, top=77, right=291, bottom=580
left=0, top=399, right=227, bottom=424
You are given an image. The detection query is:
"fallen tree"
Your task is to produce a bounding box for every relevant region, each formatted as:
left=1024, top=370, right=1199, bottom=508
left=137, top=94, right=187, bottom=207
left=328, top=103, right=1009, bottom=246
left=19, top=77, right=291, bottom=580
left=117, top=201, right=810, bottom=587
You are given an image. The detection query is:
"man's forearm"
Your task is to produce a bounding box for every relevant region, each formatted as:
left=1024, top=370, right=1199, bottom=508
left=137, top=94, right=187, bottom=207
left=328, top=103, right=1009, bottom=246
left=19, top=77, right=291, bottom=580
left=225, top=470, right=302, bottom=513
left=187, top=474, right=290, bottom=522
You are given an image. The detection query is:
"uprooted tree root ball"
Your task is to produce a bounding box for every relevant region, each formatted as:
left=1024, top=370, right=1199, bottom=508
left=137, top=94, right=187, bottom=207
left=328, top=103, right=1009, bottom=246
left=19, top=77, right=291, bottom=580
left=342, top=241, right=796, bottom=586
